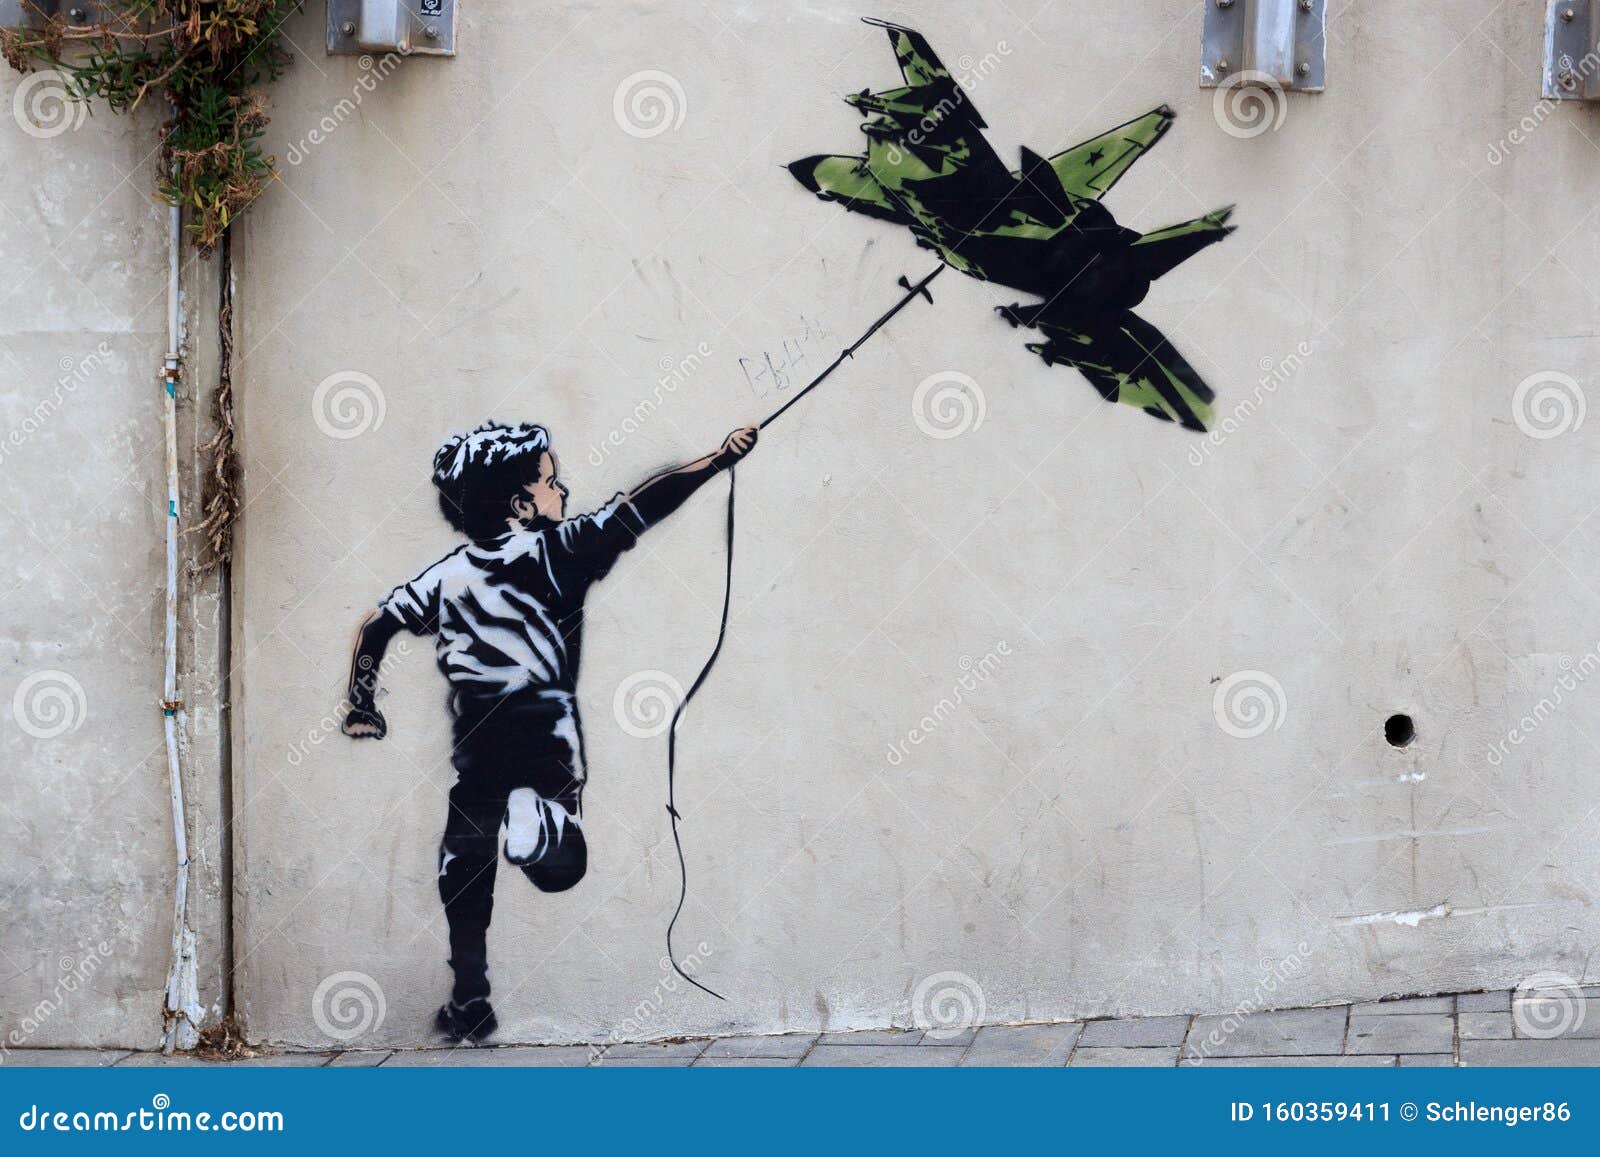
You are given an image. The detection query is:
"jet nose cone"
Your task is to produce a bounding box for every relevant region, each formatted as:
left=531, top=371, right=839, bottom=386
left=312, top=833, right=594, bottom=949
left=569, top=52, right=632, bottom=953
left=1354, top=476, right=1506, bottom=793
left=786, top=157, right=825, bottom=193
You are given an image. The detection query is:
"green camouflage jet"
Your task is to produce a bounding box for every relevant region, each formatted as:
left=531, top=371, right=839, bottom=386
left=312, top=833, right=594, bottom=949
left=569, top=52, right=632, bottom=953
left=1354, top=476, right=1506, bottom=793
left=788, top=19, right=1235, bottom=431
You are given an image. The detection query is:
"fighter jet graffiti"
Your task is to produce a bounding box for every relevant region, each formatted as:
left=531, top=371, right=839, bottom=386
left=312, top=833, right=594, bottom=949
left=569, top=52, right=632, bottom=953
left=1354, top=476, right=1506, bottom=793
left=788, top=19, right=1236, bottom=432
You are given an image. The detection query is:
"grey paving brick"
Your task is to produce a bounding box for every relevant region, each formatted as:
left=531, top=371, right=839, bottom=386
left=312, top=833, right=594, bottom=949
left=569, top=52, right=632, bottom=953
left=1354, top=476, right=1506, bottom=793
left=816, top=1028, right=924, bottom=1046
left=326, top=1050, right=392, bottom=1067
left=1459, top=1012, right=1513, bottom=1040
left=1346, top=1013, right=1453, bottom=1054
left=700, top=1033, right=817, bottom=1059
left=1399, top=1054, right=1455, bottom=1067
left=1349, top=996, right=1454, bottom=1015
left=961, top=1023, right=1081, bottom=1067
left=0, top=1049, right=129, bottom=1067
left=802, top=1044, right=962, bottom=1067
left=1456, top=991, right=1511, bottom=1013
left=1182, top=1054, right=1395, bottom=1067
left=222, top=1054, right=341, bottom=1067
left=917, top=1027, right=978, bottom=1046
left=592, top=1041, right=706, bottom=1061
left=115, top=1052, right=333, bottom=1067
left=588, top=1057, right=697, bottom=1067
left=112, top=1052, right=220, bottom=1067
left=1185, top=1007, right=1346, bottom=1060
left=1070, top=1046, right=1179, bottom=1067
left=1461, top=1038, right=1600, bottom=1066
left=1078, top=1015, right=1189, bottom=1048
left=1511, top=996, right=1600, bottom=1038
left=692, top=1056, right=801, bottom=1067
left=383, top=1046, right=590, bottom=1067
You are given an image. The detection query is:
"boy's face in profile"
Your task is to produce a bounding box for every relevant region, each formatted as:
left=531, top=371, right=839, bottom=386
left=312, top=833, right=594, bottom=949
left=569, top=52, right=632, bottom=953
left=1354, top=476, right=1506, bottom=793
left=511, top=450, right=568, bottom=528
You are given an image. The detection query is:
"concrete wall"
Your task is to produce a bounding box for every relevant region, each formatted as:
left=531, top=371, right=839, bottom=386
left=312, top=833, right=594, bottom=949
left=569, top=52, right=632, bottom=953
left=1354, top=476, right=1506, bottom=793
left=0, top=76, right=228, bottom=1049
left=7, top=0, right=1590, bottom=1050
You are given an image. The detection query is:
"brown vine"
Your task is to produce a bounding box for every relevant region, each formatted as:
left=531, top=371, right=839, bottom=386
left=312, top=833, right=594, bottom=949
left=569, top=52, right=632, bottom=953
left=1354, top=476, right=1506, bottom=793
left=194, top=230, right=236, bottom=573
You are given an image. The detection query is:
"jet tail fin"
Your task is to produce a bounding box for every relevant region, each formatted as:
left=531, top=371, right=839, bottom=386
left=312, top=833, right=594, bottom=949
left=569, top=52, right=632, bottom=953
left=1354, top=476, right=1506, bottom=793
left=1027, top=311, right=1215, bottom=432
left=1016, top=145, right=1080, bottom=219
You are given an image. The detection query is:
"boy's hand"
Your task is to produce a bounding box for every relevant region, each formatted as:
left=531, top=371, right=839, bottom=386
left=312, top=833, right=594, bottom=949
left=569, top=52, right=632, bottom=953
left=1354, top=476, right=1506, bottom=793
left=716, top=426, right=758, bottom=466
left=342, top=706, right=388, bottom=740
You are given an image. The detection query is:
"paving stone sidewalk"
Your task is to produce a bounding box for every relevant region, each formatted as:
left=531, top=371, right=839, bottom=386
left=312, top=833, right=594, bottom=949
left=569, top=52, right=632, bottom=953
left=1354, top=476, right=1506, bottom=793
left=10, top=988, right=1600, bottom=1067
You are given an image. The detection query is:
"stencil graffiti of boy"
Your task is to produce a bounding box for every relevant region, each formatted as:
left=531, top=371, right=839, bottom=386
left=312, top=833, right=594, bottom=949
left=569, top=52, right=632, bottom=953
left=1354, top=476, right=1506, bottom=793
left=343, top=421, right=759, bottom=1042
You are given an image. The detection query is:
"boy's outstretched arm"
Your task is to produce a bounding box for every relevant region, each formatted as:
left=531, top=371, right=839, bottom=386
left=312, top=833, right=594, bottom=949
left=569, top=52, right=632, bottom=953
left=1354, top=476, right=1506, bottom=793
left=342, top=611, right=402, bottom=739
left=627, top=426, right=758, bottom=528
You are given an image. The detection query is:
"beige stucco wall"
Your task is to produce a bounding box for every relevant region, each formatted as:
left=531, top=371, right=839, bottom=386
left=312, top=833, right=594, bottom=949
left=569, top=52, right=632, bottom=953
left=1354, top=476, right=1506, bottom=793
left=0, top=79, right=228, bottom=1048
left=224, top=0, right=1599, bottom=1047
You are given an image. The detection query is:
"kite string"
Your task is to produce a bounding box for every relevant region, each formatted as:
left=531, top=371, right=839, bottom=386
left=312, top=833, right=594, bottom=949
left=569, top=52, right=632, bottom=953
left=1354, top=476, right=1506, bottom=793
left=664, top=466, right=736, bottom=1000
left=759, top=265, right=945, bottom=430
left=663, top=264, right=944, bottom=998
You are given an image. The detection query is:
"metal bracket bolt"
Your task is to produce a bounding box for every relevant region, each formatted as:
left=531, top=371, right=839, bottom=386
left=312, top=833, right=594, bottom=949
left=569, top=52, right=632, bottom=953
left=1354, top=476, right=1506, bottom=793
left=326, top=0, right=456, bottom=57
left=1202, top=0, right=1327, bottom=92
left=1544, top=1, right=1600, bottom=99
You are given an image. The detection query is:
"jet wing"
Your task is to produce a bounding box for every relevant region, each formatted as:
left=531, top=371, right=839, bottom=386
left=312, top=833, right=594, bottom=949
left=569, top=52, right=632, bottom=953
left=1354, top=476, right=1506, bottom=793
left=1030, top=310, right=1215, bottom=431
left=1046, top=106, right=1176, bottom=200
left=865, top=17, right=952, bottom=87
left=853, top=19, right=989, bottom=131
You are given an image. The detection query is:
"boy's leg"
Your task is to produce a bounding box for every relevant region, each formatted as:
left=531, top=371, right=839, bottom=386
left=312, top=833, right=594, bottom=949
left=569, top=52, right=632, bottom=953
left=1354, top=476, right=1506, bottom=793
left=505, top=785, right=587, bottom=892
left=503, top=705, right=588, bottom=893
left=438, top=774, right=504, bottom=1004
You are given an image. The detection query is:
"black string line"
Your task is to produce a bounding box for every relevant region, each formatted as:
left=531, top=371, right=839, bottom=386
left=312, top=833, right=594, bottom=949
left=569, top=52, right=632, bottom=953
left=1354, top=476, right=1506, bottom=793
left=663, top=264, right=945, bottom=998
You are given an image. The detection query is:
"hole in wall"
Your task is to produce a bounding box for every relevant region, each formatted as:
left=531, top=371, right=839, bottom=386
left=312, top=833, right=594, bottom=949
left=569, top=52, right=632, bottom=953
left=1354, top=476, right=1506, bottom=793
left=1385, top=714, right=1415, bottom=748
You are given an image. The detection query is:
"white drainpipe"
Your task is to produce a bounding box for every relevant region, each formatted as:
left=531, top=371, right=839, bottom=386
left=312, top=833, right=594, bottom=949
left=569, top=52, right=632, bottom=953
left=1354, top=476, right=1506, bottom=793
left=161, top=157, right=202, bottom=1054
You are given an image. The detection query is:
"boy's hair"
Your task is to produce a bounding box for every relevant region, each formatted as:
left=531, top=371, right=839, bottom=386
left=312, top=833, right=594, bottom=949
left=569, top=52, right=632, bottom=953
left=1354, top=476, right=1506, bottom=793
left=432, top=421, right=551, bottom=541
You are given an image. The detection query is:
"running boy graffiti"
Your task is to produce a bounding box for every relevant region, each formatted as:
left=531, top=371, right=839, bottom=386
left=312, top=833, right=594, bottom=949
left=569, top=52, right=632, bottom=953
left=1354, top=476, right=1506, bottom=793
left=342, top=420, right=759, bottom=1042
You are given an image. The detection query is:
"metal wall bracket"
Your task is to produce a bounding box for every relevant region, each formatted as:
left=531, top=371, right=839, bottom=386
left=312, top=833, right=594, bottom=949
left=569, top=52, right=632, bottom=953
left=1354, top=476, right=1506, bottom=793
left=327, top=0, right=456, bottom=57
left=1544, top=2, right=1600, bottom=99
left=1201, top=0, right=1326, bottom=92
